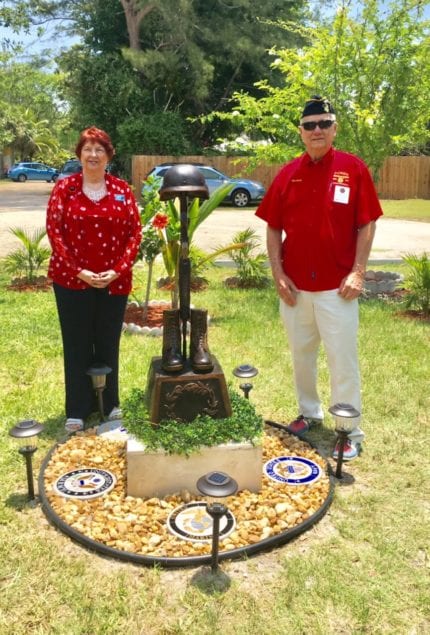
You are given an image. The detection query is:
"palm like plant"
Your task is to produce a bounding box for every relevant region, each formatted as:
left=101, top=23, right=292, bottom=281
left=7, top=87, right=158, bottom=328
left=140, top=176, right=245, bottom=306
left=5, top=227, right=51, bottom=282
left=402, top=252, right=430, bottom=316
left=228, top=227, right=269, bottom=288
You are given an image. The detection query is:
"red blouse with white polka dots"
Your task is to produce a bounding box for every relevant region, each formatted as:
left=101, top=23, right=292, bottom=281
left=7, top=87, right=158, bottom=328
left=46, top=173, right=142, bottom=295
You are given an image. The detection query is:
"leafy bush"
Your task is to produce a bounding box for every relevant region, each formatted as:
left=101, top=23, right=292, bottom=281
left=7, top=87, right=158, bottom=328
left=4, top=227, right=50, bottom=281
left=402, top=252, right=430, bottom=316
left=123, top=388, right=263, bottom=456
left=117, top=113, right=193, bottom=156
left=228, top=227, right=269, bottom=288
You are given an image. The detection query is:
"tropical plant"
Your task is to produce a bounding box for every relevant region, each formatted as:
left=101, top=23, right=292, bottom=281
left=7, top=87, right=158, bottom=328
left=402, top=252, right=430, bottom=316
left=188, top=245, right=214, bottom=286
left=4, top=227, right=51, bottom=282
left=140, top=176, right=245, bottom=306
left=227, top=227, right=269, bottom=288
left=137, top=224, right=164, bottom=320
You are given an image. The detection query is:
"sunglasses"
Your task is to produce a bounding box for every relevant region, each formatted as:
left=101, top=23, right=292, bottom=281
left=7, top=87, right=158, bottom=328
left=301, top=119, right=335, bottom=131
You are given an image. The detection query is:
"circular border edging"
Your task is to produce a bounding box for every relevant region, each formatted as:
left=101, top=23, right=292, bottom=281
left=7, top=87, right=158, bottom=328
left=38, top=421, right=335, bottom=568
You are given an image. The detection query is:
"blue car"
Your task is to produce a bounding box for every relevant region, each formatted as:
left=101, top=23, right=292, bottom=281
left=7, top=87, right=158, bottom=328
left=144, top=163, right=266, bottom=207
left=57, top=158, right=82, bottom=181
left=8, top=162, right=59, bottom=183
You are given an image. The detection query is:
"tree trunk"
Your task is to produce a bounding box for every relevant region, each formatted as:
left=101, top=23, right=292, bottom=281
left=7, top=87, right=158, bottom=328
left=119, top=0, right=156, bottom=50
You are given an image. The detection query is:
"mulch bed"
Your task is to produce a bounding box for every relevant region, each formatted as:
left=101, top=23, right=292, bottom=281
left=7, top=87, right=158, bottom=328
left=7, top=276, right=52, bottom=291
left=123, top=303, right=171, bottom=328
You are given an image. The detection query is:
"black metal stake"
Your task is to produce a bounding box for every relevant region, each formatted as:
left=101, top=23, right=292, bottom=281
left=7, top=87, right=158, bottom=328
left=207, top=502, right=226, bottom=573
left=335, top=430, right=348, bottom=479
left=178, top=194, right=191, bottom=361
left=96, top=388, right=106, bottom=422
left=19, top=446, right=37, bottom=500
left=239, top=382, right=253, bottom=399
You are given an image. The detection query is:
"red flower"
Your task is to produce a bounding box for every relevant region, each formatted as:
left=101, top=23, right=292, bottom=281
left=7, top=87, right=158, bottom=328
left=152, top=213, right=169, bottom=230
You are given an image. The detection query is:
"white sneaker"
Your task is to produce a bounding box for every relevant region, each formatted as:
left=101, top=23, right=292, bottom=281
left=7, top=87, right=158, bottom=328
left=65, top=418, right=84, bottom=433
left=108, top=407, right=122, bottom=421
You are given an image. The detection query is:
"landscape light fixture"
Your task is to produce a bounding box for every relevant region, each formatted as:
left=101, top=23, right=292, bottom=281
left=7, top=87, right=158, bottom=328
left=328, top=403, right=360, bottom=479
left=196, top=471, right=238, bottom=573
left=233, top=364, right=258, bottom=400
left=9, top=419, right=44, bottom=501
left=86, top=363, right=112, bottom=421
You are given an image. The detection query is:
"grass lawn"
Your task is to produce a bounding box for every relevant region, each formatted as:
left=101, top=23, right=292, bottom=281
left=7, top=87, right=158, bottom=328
left=215, top=199, right=430, bottom=222
left=380, top=199, right=430, bottom=221
left=0, top=262, right=429, bottom=634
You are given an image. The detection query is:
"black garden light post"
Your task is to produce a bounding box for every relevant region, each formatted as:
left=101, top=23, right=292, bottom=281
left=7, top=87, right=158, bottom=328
left=87, top=363, right=112, bottom=421
left=9, top=419, right=44, bottom=501
left=233, top=364, right=258, bottom=400
left=196, top=471, right=238, bottom=574
left=328, top=403, right=360, bottom=479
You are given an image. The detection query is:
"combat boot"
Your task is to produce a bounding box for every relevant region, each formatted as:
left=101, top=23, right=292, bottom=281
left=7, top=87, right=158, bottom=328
left=161, top=309, right=184, bottom=373
left=190, top=308, right=213, bottom=373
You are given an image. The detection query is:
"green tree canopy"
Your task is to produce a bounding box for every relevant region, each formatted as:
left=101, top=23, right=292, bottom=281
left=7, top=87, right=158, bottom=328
left=1, top=0, right=312, bottom=154
left=209, top=0, right=430, bottom=176
left=0, top=53, right=69, bottom=162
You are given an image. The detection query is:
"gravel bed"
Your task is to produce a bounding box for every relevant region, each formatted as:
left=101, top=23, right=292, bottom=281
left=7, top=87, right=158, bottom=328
left=42, top=426, right=331, bottom=559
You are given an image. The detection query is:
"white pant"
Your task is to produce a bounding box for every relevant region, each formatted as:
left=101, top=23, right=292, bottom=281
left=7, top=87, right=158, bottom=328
left=280, top=289, right=364, bottom=444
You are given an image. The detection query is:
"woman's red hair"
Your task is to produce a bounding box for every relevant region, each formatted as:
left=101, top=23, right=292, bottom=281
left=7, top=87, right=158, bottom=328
left=75, top=127, right=115, bottom=161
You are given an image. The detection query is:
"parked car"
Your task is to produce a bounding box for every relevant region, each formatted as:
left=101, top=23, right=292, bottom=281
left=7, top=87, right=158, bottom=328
left=143, top=163, right=266, bottom=207
left=57, top=158, right=82, bottom=181
left=57, top=158, right=112, bottom=181
left=8, top=162, right=59, bottom=183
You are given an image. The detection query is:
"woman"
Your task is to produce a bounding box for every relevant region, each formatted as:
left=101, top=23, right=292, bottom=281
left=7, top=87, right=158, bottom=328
left=46, top=127, right=142, bottom=432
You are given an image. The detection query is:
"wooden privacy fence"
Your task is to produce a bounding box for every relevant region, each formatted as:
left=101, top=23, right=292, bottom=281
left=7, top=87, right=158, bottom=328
left=132, top=154, right=430, bottom=200
left=377, top=156, right=430, bottom=199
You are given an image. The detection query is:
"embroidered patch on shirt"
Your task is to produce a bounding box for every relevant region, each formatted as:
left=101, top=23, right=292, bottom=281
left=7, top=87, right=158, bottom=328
left=114, top=194, right=125, bottom=202
left=332, top=171, right=350, bottom=185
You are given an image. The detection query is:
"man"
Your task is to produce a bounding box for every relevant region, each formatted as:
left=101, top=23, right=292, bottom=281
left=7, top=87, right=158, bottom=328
left=256, top=95, right=383, bottom=460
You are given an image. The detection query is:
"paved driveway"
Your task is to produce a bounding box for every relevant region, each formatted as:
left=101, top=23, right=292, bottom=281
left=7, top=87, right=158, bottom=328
left=0, top=180, right=429, bottom=262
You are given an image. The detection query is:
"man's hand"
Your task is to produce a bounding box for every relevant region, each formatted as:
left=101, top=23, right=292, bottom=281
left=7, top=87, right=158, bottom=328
left=338, top=271, right=364, bottom=300
left=275, top=272, right=299, bottom=306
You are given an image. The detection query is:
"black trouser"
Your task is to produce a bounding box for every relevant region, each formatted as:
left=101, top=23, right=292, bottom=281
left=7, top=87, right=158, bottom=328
left=53, top=283, right=128, bottom=419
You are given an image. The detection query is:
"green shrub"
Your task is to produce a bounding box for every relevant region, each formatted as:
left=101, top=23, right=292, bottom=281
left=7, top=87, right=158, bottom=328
left=228, top=227, right=269, bottom=288
left=4, top=227, right=50, bottom=281
left=402, top=252, right=430, bottom=316
left=123, top=388, right=263, bottom=456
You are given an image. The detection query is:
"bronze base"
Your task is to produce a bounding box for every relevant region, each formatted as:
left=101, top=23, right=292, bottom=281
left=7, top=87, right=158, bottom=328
left=146, top=356, right=232, bottom=423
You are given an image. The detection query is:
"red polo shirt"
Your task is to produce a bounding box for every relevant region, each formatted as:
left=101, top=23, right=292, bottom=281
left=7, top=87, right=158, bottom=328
left=46, top=173, right=142, bottom=295
left=256, top=148, right=383, bottom=291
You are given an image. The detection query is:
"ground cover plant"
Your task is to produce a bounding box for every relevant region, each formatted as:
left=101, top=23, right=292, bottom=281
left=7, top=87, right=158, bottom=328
left=0, top=261, right=429, bottom=634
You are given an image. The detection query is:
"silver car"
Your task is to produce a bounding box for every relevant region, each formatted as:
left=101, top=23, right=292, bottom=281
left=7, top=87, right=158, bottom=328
left=145, top=163, right=266, bottom=207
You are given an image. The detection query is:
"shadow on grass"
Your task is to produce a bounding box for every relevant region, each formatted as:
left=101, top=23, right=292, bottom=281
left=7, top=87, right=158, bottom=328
left=189, top=566, right=232, bottom=594
left=5, top=491, right=39, bottom=510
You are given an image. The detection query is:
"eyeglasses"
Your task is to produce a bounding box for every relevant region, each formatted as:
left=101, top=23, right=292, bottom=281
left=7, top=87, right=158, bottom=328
left=82, top=146, right=106, bottom=154
left=301, top=119, right=335, bottom=131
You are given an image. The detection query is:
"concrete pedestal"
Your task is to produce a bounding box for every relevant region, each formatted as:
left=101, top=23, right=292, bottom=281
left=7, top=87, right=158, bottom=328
left=126, top=438, right=262, bottom=498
